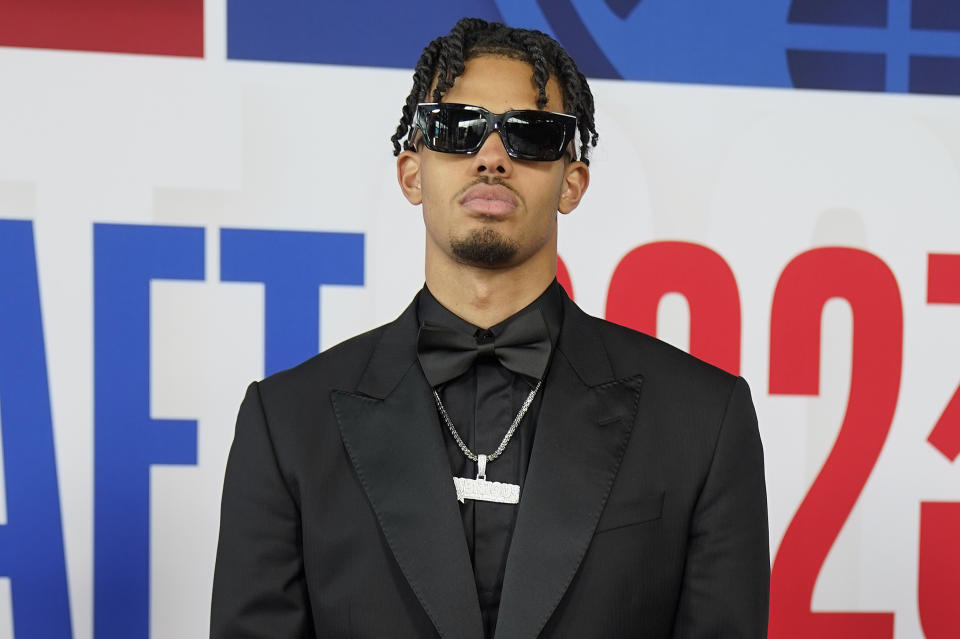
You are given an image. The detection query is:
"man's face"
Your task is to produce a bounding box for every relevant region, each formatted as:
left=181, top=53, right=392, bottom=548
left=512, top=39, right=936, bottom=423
left=397, top=55, right=589, bottom=272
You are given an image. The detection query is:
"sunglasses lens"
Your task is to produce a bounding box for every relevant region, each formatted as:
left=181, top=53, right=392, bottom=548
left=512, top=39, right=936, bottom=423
left=416, top=104, right=575, bottom=160
left=420, top=106, right=487, bottom=153
left=504, top=114, right=571, bottom=161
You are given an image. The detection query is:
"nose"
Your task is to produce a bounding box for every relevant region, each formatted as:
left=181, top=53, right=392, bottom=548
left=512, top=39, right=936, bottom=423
left=472, top=130, right=512, bottom=176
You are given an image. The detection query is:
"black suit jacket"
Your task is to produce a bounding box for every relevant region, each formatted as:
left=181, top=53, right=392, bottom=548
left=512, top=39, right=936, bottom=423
left=211, top=291, right=770, bottom=638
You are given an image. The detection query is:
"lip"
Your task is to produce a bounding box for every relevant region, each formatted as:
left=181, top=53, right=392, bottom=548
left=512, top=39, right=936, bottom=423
left=459, top=183, right=518, bottom=216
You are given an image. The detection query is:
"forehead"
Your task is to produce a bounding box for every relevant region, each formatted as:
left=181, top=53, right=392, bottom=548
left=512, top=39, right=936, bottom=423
left=438, top=55, right=564, bottom=113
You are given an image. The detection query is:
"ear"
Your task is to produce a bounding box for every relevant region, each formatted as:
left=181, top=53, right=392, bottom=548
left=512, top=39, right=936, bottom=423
left=558, top=161, right=589, bottom=215
left=397, top=150, right=422, bottom=205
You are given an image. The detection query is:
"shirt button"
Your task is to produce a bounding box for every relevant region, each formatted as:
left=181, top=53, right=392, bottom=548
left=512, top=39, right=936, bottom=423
left=475, top=329, right=495, bottom=344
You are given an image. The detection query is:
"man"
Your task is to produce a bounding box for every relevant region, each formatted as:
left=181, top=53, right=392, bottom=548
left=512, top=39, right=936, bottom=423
left=212, top=17, right=769, bottom=639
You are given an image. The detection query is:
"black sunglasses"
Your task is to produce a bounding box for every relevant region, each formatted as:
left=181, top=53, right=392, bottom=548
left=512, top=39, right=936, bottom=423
left=414, top=103, right=578, bottom=162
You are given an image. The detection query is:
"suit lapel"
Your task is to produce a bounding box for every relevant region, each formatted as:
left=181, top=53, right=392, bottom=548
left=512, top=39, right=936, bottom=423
left=495, top=298, right=644, bottom=639
left=331, top=300, right=483, bottom=639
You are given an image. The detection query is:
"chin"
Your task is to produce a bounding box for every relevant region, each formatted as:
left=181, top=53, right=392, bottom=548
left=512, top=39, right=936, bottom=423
left=449, top=228, right=520, bottom=268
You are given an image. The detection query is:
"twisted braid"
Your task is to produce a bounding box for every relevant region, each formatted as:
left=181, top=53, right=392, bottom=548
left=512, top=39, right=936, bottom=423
left=390, top=37, right=441, bottom=155
left=553, top=50, right=598, bottom=160
left=519, top=31, right=550, bottom=109
left=390, top=17, right=599, bottom=164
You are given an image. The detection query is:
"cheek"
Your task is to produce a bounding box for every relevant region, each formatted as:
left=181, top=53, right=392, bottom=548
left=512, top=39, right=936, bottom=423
left=527, top=175, right=565, bottom=216
left=421, top=201, right=444, bottom=230
left=538, top=167, right=566, bottom=201
left=420, top=191, right=452, bottom=234
left=419, top=166, right=457, bottom=209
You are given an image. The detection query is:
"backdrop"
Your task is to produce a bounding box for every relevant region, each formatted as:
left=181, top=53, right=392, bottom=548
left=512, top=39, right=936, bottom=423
left=1, top=1, right=959, bottom=638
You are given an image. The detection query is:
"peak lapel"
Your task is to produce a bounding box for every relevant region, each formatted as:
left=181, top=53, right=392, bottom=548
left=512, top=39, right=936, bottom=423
left=331, top=300, right=483, bottom=639
left=495, top=300, right=644, bottom=639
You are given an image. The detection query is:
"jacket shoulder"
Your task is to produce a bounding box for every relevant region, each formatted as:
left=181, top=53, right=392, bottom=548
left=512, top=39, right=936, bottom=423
left=587, top=314, right=740, bottom=394
left=257, top=322, right=388, bottom=398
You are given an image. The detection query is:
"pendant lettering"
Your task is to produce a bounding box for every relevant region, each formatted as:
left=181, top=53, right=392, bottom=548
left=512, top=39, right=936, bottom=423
left=453, top=476, right=520, bottom=504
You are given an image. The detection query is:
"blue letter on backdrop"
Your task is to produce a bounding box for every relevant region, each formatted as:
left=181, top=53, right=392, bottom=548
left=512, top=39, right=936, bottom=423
left=220, top=229, right=364, bottom=376
left=94, top=224, right=204, bottom=639
left=0, top=220, right=72, bottom=638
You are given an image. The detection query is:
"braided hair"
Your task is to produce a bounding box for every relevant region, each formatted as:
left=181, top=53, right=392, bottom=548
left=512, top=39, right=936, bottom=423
left=390, top=17, right=599, bottom=165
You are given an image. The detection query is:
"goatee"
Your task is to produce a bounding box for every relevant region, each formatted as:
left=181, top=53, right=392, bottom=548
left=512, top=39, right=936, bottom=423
left=450, top=227, right=519, bottom=267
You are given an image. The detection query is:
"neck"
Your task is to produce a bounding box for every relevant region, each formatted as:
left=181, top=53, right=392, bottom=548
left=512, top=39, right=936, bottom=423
left=425, top=251, right=556, bottom=329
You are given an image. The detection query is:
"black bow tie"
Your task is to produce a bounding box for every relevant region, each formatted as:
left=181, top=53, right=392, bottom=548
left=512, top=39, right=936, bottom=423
left=417, top=309, right=551, bottom=387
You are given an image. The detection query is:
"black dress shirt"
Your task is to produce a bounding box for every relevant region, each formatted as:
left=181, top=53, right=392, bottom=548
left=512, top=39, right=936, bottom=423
left=416, top=281, right=564, bottom=637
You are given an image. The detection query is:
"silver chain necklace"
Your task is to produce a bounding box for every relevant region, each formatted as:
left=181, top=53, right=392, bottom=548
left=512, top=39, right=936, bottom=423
left=432, top=380, right=542, bottom=504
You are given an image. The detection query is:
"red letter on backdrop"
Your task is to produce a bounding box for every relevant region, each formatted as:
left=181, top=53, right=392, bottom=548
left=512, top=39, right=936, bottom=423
left=768, top=247, right=901, bottom=638
left=918, top=253, right=960, bottom=638
left=925, top=253, right=960, bottom=461
left=0, top=0, right=203, bottom=57
left=920, top=502, right=960, bottom=638
left=605, top=241, right=740, bottom=374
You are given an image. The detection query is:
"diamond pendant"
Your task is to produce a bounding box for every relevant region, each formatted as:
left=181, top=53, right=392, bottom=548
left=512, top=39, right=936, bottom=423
left=452, top=454, right=520, bottom=504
